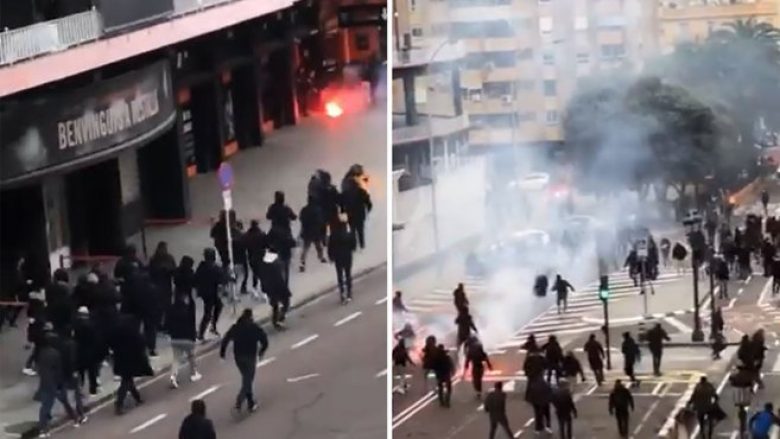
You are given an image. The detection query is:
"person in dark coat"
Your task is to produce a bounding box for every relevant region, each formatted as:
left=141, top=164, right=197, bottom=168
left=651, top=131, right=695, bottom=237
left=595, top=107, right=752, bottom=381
left=299, top=196, right=327, bottom=272
left=552, top=275, right=575, bottom=314
left=609, top=380, right=634, bottom=438
left=195, top=249, right=227, bottom=341
left=524, top=352, right=547, bottom=382
left=392, top=338, right=415, bottom=393
left=258, top=257, right=291, bottom=329
left=46, top=269, right=75, bottom=337
left=174, top=256, right=196, bottom=302
left=230, top=222, right=251, bottom=294
left=543, top=335, right=564, bottom=384
left=762, top=238, right=775, bottom=277
left=584, top=334, right=606, bottom=385
left=114, top=244, right=143, bottom=286
left=690, top=376, right=718, bottom=439
left=73, top=307, right=100, bottom=396
left=553, top=379, right=578, bottom=439
left=111, top=314, right=153, bottom=415
left=179, top=399, right=217, bottom=439
left=266, top=190, right=297, bottom=233
left=464, top=338, right=493, bottom=399
left=561, top=351, right=586, bottom=383
left=58, top=330, right=87, bottom=422
left=243, top=221, right=267, bottom=294
left=149, top=241, right=177, bottom=327
left=455, top=309, right=478, bottom=354
left=167, top=292, right=201, bottom=389
left=453, top=283, right=469, bottom=314
left=672, top=242, right=688, bottom=274
left=35, top=331, right=83, bottom=435
left=432, top=344, right=454, bottom=408
left=267, top=224, right=296, bottom=288
left=525, top=376, right=552, bottom=433
left=123, top=270, right=162, bottom=357
left=421, top=335, right=437, bottom=390
left=220, top=309, right=269, bottom=412
left=522, top=334, right=541, bottom=354
left=340, top=174, right=372, bottom=249
left=484, top=381, right=513, bottom=439
left=328, top=219, right=357, bottom=304
left=621, top=332, right=641, bottom=386
left=647, top=323, right=671, bottom=376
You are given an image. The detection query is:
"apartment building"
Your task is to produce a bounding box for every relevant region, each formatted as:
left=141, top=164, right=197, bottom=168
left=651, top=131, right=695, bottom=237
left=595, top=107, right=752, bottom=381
left=657, top=0, right=780, bottom=53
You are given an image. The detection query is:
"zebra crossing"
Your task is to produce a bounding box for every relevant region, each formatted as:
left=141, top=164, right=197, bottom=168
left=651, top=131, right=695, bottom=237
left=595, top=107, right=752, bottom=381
left=404, top=277, right=489, bottom=315
left=498, top=270, right=686, bottom=348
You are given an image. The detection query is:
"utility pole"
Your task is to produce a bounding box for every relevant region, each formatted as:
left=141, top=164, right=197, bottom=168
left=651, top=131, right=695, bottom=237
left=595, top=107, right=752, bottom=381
left=599, top=275, right=612, bottom=370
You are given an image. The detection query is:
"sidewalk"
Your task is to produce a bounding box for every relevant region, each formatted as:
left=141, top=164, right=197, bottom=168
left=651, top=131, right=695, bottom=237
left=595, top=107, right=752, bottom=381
left=0, top=106, right=388, bottom=438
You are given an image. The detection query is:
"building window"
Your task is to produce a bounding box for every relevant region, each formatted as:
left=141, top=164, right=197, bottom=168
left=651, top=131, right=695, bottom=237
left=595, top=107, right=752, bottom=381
left=546, top=110, right=559, bottom=125
left=542, top=51, right=555, bottom=65
left=412, top=28, right=423, bottom=37
left=600, top=44, right=625, bottom=60
left=355, top=33, right=370, bottom=51
left=539, top=17, right=554, bottom=34
left=516, top=80, right=535, bottom=91
left=576, top=52, right=590, bottom=64
left=409, top=0, right=416, bottom=10
left=543, top=80, right=557, bottom=96
left=517, top=112, right=536, bottom=122
left=517, top=48, right=535, bottom=60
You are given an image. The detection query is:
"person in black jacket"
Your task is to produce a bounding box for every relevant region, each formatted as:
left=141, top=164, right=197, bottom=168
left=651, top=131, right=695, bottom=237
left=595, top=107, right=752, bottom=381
left=328, top=219, right=357, bottom=304
left=244, top=221, right=267, bottom=294
left=552, top=275, right=575, bottom=314
left=114, top=244, right=143, bottom=286
left=392, top=338, right=415, bottom=394
left=453, top=283, right=469, bottom=314
left=266, top=191, right=297, bottom=234
left=455, top=309, right=478, bottom=355
left=258, top=257, right=291, bottom=330
left=432, top=344, right=454, bottom=408
left=111, top=314, right=153, bottom=415
left=174, top=256, right=196, bottom=302
left=553, top=379, right=578, bottom=439
left=485, top=381, right=513, bottom=439
left=609, top=380, right=635, bottom=438
left=149, top=241, right=176, bottom=328
left=525, top=375, right=552, bottom=433
left=46, top=269, right=75, bottom=337
left=584, top=334, right=606, bottom=385
left=35, top=331, right=83, bottom=436
left=621, top=332, right=641, bottom=386
left=73, top=307, right=100, bottom=396
left=168, top=292, right=201, bottom=389
left=267, top=224, right=296, bottom=288
left=341, top=174, right=372, bottom=249
left=561, top=351, right=586, bottom=383
left=220, top=309, right=269, bottom=412
left=122, top=270, right=162, bottom=358
left=195, top=249, right=227, bottom=341
left=179, top=399, right=217, bottom=439
left=543, top=335, right=564, bottom=385
left=57, top=331, right=87, bottom=423
left=299, top=196, right=327, bottom=272
left=464, top=337, right=493, bottom=399
left=647, top=323, right=671, bottom=376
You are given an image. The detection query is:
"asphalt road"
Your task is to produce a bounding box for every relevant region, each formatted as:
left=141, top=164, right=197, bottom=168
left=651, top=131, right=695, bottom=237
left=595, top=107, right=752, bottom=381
left=52, top=268, right=388, bottom=439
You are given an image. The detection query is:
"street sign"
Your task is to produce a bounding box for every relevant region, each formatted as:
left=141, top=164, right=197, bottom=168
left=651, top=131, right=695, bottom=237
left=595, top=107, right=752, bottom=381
left=217, top=162, right=234, bottom=190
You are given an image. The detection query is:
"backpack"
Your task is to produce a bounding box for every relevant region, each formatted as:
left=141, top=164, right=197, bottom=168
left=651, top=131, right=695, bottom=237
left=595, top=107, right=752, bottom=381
left=752, top=411, right=774, bottom=436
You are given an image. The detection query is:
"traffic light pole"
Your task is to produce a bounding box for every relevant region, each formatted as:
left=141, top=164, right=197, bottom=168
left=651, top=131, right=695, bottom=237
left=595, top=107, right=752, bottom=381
left=602, top=298, right=611, bottom=370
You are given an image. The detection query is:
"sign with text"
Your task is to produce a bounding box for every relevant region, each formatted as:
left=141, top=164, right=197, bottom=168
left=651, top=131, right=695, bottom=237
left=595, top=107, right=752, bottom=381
left=0, top=61, right=175, bottom=185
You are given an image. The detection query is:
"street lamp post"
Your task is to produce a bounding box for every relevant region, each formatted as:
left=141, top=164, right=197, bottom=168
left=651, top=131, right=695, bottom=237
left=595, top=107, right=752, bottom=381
left=425, top=38, right=457, bottom=253
left=708, top=246, right=717, bottom=339
left=683, top=210, right=706, bottom=342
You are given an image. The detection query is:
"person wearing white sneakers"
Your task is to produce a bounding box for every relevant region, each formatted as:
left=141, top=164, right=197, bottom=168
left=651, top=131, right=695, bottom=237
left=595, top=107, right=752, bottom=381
left=166, top=291, right=201, bottom=389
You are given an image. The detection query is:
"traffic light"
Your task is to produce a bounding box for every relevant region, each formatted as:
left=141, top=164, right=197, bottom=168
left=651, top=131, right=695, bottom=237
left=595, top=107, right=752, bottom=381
left=599, top=275, right=609, bottom=300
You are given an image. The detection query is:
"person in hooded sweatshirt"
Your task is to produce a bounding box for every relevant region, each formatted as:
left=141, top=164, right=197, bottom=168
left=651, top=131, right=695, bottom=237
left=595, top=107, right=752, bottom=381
left=525, top=375, right=552, bottom=434
left=328, top=218, right=357, bottom=304
left=583, top=334, right=606, bottom=385
left=114, top=244, right=143, bottom=286
left=484, top=381, right=514, bottom=439
left=453, top=283, right=469, bottom=315
left=392, top=338, right=415, bottom=394
left=257, top=255, right=291, bottom=330
left=561, top=351, right=586, bottom=383
left=299, top=195, right=327, bottom=272
left=464, top=337, right=493, bottom=399
left=174, top=256, right=196, bottom=303
left=73, top=307, right=100, bottom=396
left=609, top=379, right=635, bottom=438
left=421, top=335, right=437, bottom=390
left=266, top=190, right=298, bottom=233
left=340, top=172, right=372, bottom=249
left=111, top=313, right=153, bottom=415
left=267, top=223, right=296, bottom=289
left=35, top=330, right=83, bottom=437
left=646, top=323, right=671, bottom=376
left=195, top=248, right=227, bottom=341
left=167, top=292, right=201, bottom=389
left=122, top=269, right=162, bottom=358
left=220, top=309, right=269, bottom=412
left=45, top=269, right=75, bottom=337
left=621, top=332, right=641, bottom=386
left=543, top=335, right=564, bottom=385
left=149, top=241, right=177, bottom=328
left=179, top=399, right=217, bottom=439
left=433, top=344, right=455, bottom=408
left=243, top=220, right=267, bottom=295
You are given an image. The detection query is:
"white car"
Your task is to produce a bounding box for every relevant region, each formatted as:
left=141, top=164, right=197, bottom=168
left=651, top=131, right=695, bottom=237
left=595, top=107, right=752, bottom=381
left=511, top=173, right=550, bottom=192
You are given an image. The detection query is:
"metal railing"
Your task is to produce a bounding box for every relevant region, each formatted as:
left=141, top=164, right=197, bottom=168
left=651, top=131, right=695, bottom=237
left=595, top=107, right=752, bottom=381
left=0, top=8, right=103, bottom=66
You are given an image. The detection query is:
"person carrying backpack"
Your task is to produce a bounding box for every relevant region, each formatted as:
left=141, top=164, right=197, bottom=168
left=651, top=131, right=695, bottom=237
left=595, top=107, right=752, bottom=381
left=750, top=402, right=780, bottom=439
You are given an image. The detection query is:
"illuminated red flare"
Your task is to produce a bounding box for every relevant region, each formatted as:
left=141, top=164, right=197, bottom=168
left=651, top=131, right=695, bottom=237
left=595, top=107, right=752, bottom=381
left=325, top=101, right=343, bottom=118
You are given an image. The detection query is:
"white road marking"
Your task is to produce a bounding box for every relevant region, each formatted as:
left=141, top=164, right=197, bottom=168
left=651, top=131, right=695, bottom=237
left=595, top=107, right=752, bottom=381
left=586, top=384, right=598, bottom=396
left=130, top=413, right=167, bottom=434
left=664, top=316, right=693, bottom=334
left=376, top=297, right=388, bottom=305
left=738, top=288, right=744, bottom=296
left=376, top=369, right=387, bottom=378
left=632, top=399, right=661, bottom=438
left=772, top=355, right=780, bottom=373
left=334, top=311, right=362, bottom=327
left=256, top=357, right=276, bottom=368
left=524, top=418, right=534, bottom=427
left=513, top=430, right=523, bottom=438
left=189, top=385, right=221, bottom=402
left=652, top=382, right=664, bottom=396
left=758, top=278, right=773, bottom=306
left=728, top=298, right=737, bottom=309
left=291, top=334, right=319, bottom=350
left=287, top=373, right=320, bottom=383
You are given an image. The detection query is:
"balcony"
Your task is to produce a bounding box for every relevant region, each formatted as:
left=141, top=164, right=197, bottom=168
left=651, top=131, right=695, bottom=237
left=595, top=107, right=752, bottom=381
left=464, top=95, right=541, bottom=114
left=449, top=5, right=517, bottom=22
left=659, top=0, right=778, bottom=20
left=0, top=0, right=294, bottom=97
left=462, top=37, right=525, bottom=52
left=392, top=113, right=471, bottom=146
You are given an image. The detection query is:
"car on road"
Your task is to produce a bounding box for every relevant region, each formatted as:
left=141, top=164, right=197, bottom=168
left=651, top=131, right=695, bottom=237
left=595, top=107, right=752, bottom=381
left=465, top=229, right=556, bottom=278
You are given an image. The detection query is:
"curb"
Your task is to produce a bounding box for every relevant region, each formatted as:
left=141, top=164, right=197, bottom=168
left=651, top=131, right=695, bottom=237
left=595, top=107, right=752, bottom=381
left=19, top=263, right=386, bottom=439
